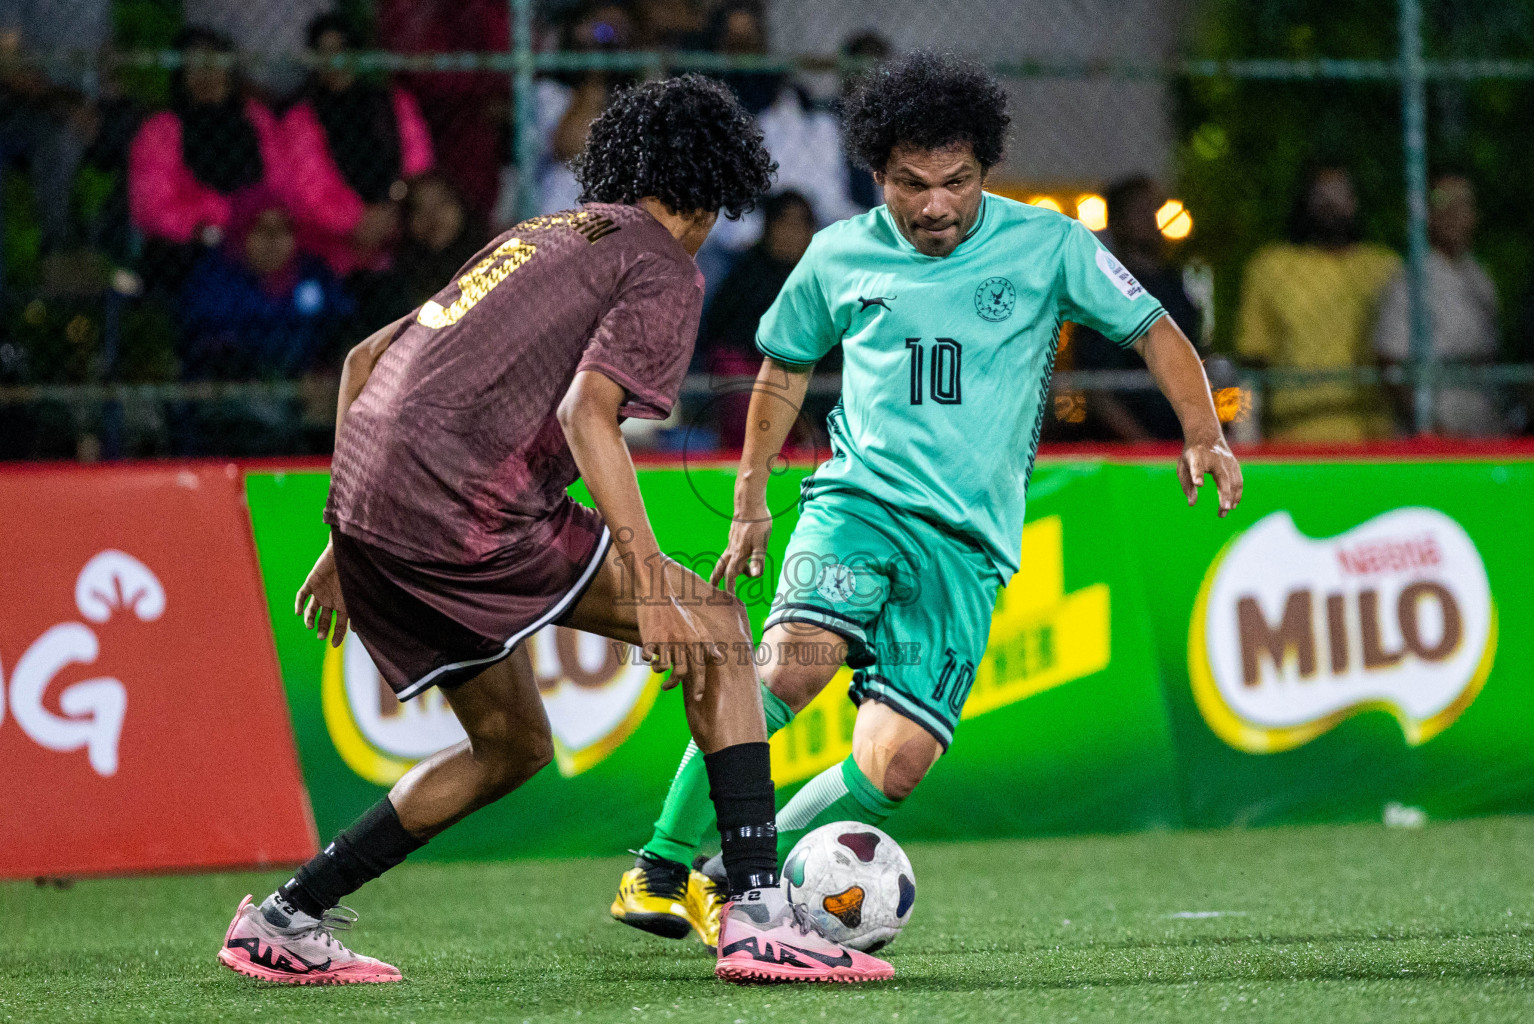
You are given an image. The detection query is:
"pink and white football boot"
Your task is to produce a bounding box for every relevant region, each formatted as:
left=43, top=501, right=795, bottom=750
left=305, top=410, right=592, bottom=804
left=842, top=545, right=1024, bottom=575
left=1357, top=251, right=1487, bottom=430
left=217, top=894, right=402, bottom=985
left=715, top=887, right=894, bottom=984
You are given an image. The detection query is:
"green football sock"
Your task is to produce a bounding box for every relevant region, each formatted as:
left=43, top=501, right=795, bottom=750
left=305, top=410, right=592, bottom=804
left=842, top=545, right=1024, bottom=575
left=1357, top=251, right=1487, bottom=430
left=775, top=755, right=900, bottom=863
left=642, top=683, right=794, bottom=867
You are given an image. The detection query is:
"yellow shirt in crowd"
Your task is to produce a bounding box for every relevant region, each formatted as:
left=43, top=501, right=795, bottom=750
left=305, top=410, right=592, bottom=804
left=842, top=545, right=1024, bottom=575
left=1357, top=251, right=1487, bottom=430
left=1235, top=242, right=1401, bottom=441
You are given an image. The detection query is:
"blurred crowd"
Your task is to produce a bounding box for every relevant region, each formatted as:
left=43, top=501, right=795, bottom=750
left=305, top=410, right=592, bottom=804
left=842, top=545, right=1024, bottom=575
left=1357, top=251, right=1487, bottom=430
left=1227, top=165, right=1523, bottom=442
left=1, top=0, right=1531, bottom=460
left=1050, top=165, right=1531, bottom=444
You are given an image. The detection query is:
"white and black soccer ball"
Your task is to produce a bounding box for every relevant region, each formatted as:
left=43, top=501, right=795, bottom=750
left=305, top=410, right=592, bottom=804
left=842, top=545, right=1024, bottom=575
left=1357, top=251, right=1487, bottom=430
left=781, top=822, right=916, bottom=952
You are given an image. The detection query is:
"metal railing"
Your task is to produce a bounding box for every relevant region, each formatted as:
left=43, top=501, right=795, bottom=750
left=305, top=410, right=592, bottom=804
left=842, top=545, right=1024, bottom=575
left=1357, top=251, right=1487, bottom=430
left=4, top=0, right=1530, bottom=454
left=5, top=365, right=1534, bottom=410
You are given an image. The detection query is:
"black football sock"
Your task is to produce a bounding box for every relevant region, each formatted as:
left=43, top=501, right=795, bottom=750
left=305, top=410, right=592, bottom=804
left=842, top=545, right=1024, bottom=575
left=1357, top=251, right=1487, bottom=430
left=272, top=798, right=425, bottom=922
left=703, top=742, right=779, bottom=897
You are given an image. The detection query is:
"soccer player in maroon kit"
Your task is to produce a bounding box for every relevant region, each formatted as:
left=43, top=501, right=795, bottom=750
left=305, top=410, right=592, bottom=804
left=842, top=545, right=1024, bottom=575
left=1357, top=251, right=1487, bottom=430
left=216, top=77, right=893, bottom=985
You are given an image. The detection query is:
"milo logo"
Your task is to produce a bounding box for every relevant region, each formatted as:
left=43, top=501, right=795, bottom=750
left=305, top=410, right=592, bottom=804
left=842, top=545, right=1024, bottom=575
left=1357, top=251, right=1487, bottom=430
left=323, top=627, right=658, bottom=785
left=1190, top=509, right=1496, bottom=753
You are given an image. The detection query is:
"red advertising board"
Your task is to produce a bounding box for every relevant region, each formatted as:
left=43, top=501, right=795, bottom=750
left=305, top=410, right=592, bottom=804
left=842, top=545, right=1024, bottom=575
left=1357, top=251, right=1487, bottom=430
left=0, top=464, right=316, bottom=877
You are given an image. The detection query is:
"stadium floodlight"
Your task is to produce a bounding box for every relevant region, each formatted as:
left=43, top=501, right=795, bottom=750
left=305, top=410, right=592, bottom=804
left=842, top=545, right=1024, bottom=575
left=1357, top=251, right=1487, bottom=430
left=1076, top=193, right=1108, bottom=231
left=1157, top=198, right=1193, bottom=240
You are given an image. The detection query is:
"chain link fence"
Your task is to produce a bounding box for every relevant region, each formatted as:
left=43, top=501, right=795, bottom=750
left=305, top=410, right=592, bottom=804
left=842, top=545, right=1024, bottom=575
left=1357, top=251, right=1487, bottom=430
left=1, top=0, right=1531, bottom=458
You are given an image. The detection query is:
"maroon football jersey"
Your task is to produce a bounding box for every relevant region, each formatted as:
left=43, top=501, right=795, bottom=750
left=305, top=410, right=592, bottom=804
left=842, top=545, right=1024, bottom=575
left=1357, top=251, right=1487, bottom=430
left=326, top=203, right=704, bottom=563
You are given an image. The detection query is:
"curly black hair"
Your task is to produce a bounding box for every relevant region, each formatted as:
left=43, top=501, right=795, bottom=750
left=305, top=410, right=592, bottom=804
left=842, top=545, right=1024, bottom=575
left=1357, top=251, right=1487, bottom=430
left=573, top=74, right=776, bottom=219
left=842, top=50, right=1010, bottom=173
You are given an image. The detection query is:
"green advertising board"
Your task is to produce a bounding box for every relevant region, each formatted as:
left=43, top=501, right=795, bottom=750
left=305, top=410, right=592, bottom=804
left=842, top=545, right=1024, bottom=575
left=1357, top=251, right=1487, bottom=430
left=1123, top=460, right=1534, bottom=828
left=245, top=458, right=1534, bottom=859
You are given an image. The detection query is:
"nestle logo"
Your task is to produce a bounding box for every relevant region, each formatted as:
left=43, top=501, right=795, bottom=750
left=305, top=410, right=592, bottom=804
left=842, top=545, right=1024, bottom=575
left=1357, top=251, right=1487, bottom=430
left=1335, top=534, right=1442, bottom=576
left=1191, top=508, right=1496, bottom=754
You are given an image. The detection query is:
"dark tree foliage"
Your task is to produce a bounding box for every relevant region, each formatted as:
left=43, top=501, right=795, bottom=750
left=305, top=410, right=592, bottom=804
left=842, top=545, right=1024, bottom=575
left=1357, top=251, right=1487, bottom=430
left=1177, top=0, right=1534, bottom=354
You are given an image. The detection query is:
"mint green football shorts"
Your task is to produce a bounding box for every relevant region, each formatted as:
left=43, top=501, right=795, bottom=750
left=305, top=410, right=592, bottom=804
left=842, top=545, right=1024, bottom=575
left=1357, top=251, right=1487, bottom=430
left=762, top=487, right=1002, bottom=748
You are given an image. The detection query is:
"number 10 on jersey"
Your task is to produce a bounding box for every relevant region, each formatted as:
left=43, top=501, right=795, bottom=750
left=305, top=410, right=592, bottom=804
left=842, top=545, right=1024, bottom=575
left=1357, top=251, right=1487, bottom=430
left=904, top=338, right=963, bottom=405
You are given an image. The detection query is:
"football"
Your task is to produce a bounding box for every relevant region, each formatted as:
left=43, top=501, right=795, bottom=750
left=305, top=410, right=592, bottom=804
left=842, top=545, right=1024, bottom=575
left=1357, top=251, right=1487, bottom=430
left=782, top=822, right=916, bottom=952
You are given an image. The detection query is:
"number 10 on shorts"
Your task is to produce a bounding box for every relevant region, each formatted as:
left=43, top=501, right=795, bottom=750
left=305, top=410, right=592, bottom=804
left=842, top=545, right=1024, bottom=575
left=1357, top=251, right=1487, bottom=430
left=931, top=647, right=976, bottom=715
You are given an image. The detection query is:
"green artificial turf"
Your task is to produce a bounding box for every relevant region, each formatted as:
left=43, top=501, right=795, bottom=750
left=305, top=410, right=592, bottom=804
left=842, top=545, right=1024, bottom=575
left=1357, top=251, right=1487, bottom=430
left=3, top=816, right=1533, bottom=1023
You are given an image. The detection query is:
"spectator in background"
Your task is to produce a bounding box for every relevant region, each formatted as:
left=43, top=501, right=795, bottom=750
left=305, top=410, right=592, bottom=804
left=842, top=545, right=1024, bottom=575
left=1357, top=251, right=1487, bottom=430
left=0, top=15, right=145, bottom=278
left=173, top=186, right=351, bottom=455
left=700, top=190, right=815, bottom=371
left=376, top=0, right=509, bottom=219
left=0, top=28, right=93, bottom=276
left=1515, top=283, right=1534, bottom=435
left=0, top=2, right=111, bottom=255
left=0, top=0, right=110, bottom=63
left=373, top=172, right=487, bottom=323
left=1069, top=175, right=1202, bottom=441
left=282, top=14, right=434, bottom=286
left=178, top=186, right=351, bottom=380
left=181, top=0, right=333, bottom=98
left=696, top=191, right=817, bottom=447
left=713, top=3, right=777, bottom=113
left=699, top=1, right=861, bottom=290
left=1373, top=173, right=1504, bottom=437
left=838, top=31, right=891, bottom=211
left=1235, top=165, right=1400, bottom=441
left=536, top=2, right=637, bottom=215
left=128, top=27, right=287, bottom=294
left=633, top=0, right=709, bottom=48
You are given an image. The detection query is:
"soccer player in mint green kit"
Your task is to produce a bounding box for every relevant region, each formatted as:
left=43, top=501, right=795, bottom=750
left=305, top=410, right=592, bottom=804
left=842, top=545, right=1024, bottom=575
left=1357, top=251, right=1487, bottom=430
left=611, top=51, right=1244, bottom=946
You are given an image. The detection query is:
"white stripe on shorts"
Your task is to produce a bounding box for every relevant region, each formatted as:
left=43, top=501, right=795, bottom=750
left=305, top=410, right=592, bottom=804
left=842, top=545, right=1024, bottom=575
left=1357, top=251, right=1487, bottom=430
left=395, top=525, right=612, bottom=701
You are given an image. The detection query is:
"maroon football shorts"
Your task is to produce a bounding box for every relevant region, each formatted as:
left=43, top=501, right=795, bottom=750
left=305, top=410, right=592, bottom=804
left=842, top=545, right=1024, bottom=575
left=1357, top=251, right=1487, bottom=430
left=331, top=501, right=609, bottom=701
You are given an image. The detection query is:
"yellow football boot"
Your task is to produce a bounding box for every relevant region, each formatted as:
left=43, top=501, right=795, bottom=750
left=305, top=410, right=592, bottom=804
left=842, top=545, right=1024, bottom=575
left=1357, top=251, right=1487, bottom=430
left=610, top=854, right=692, bottom=940
left=685, top=868, right=728, bottom=949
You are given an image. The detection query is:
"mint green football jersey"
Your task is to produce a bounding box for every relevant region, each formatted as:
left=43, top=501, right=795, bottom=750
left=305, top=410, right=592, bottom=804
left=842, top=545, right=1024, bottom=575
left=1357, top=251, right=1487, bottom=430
left=755, top=192, right=1167, bottom=578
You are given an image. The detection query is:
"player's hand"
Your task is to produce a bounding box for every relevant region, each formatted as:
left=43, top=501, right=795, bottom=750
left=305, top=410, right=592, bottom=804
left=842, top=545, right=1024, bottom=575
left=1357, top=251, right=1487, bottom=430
left=296, top=540, right=349, bottom=647
left=709, top=509, right=772, bottom=594
left=635, top=590, right=718, bottom=693
left=1178, top=439, right=1243, bottom=517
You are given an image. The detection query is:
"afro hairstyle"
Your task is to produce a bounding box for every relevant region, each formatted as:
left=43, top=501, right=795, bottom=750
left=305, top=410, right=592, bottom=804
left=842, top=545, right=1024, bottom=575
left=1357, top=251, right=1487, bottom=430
left=842, top=50, right=1010, bottom=174
left=573, top=74, right=776, bottom=219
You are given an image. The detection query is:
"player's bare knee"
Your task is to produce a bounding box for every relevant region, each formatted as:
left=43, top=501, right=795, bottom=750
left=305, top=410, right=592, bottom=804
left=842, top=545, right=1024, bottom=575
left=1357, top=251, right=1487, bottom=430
left=468, top=719, right=552, bottom=792
left=767, top=660, right=839, bottom=713
left=520, top=729, right=555, bottom=775
left=769, top=669, right=816, bottom=713
left=853, top=724, right=940, bottom=802
left=878, top=751, right=931, bottom=801
left=491, top=742, right=551, bottom=795
left=764, top=670, right=799, bottom=710
left=723, top=592, right=752, bottom=638
left=700, top=591, right=750, bottom=644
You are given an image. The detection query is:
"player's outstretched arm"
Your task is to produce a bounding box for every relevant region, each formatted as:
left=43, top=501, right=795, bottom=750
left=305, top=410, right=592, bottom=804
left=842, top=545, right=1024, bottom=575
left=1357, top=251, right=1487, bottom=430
left=711, top=357, right=813, bottom=592
left=1135, top=316, right=1244, bottom=517
left=559, top=369, right=716, bottom=688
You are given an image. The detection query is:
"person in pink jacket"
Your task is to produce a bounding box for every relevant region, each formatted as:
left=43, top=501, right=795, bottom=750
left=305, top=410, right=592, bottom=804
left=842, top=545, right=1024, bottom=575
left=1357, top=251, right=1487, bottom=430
left=128, top=27, right=288, bottom=292
left=281, top=14, right=435, bottom=281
